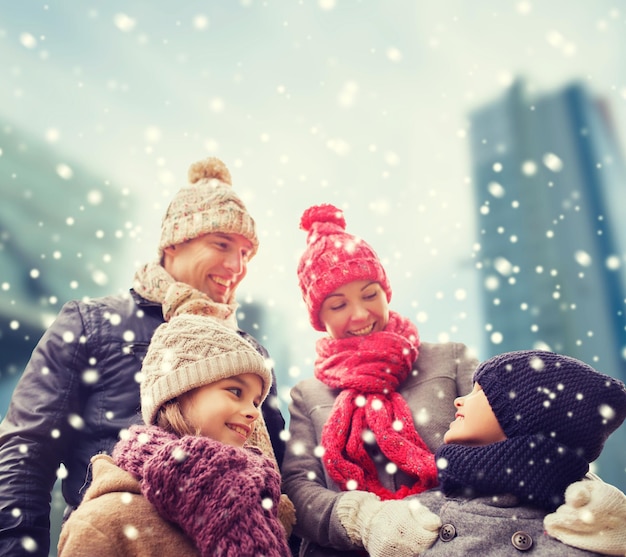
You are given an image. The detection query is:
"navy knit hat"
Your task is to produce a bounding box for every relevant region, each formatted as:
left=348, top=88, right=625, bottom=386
left=436, top=349, right=626, bottom=510
left=474, top=350, right=626, bottom=462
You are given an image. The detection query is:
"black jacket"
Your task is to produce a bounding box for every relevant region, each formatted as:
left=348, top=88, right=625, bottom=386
left=0, top=290, right=286, bottom=557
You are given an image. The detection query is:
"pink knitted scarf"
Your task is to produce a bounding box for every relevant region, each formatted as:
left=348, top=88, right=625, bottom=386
left=113, top=425, right=290, bottom=557
left=315, top=311, right=438, bottom=500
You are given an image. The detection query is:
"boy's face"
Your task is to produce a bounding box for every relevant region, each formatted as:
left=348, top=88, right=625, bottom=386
left=178, top=373, right=263, bottom=447
left=443, top=383, right=507, bottom=446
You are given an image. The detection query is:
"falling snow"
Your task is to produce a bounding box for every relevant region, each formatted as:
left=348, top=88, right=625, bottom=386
left=1, top=2, right=626, bottom=551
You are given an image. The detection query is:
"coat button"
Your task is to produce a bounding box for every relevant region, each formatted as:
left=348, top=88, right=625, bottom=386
left=511, top=531, right=533, bottom=551
left=438, top=523, right=456, bottom=542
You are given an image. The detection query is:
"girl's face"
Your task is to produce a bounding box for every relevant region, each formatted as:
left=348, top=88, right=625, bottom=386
left=443, top=383, right=507, bottom=446
left=319, top=280, right=389, bottom=339
left=178, top=373, right=263, bottom=447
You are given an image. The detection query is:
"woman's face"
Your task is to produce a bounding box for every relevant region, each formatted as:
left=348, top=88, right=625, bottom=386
left=319, top=280, right=389, bottom=339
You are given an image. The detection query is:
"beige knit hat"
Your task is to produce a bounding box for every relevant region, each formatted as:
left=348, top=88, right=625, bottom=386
left=140, top=314, right=272, bottom=425
left=158, top=157, right=259, bottom=258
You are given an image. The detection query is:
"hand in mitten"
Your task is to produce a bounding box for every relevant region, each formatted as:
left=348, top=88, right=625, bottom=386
left=112, top=424, right=178, bottom=480
left=544, top=475, right=626, bottom=556
left=337, top=491, right=441, bottom=557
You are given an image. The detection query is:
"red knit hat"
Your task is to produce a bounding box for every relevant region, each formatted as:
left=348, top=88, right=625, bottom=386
left=297, top=204, right=392, bottom=331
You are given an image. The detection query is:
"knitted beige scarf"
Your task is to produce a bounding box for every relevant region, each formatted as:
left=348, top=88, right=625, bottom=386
left=133, top=260, right=239, bottom=329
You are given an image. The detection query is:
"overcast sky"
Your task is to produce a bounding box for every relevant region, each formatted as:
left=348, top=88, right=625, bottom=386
left=2, top=1, right=626, bottom=396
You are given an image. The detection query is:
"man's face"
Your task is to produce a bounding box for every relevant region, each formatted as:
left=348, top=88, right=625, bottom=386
left=162, top=232, right=253, bottom=303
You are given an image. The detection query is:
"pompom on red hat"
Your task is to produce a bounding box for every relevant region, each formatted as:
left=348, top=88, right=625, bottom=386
left=297, top=204, right=391, bottom=331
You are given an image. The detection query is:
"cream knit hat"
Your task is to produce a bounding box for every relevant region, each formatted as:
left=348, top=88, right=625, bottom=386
left=140, top=314, right=272, bottom=425
left=158, top=157, right=259, bottom=258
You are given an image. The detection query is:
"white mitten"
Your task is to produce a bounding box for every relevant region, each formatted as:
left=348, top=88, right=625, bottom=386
left=336, top=491, right=441, bottom=557
left=544, top=474, right=626, bottom=556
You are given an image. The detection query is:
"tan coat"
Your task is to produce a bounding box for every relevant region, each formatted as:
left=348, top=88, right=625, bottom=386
left=58, top=454, right=198, bottom=556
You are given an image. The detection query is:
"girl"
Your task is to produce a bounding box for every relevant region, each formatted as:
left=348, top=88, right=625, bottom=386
left=58, top=289, right=294, bottom=557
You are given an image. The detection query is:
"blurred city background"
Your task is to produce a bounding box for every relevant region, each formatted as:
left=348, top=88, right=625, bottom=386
left=1, top=2, right=626, bottom=554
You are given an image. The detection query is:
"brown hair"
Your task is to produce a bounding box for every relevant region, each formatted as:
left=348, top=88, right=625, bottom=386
left=155, top=400, right=200, bottom=437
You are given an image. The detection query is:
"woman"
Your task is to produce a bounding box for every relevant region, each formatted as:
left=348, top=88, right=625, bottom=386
left=282, top=204, right=476, bottom=556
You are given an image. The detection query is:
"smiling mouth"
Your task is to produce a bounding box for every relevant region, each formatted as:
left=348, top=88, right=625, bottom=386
left=348, top=323, right=376, bottom=336
left=227, top=423, right=250, bottom=439
left=212, top=276, right=231, bottom=288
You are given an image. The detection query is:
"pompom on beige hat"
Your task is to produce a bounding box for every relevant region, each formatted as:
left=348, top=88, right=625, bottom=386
left=158, top=157, right=259, bottom=258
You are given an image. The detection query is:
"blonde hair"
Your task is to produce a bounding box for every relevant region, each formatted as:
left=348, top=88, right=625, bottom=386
left=155, top=400, right=200, bottom=437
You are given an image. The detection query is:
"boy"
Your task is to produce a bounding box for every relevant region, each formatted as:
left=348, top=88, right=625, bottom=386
left=414, top=350, right=626, bottom=555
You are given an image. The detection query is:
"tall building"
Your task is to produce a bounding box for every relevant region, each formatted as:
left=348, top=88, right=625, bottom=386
left=0, top=121, right=136, bottom=401
left=469, top=79, right=626, bottom=489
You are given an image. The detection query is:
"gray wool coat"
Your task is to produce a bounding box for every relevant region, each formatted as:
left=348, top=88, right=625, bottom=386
left=415, top=490, right=604, bottom=556
left=282, top=341, right=477, bottom=557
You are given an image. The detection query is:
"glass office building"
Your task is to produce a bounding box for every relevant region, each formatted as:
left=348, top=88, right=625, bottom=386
left=469, top=80, right=626, bottom=489
left=0, top=121, right=136, bottom=402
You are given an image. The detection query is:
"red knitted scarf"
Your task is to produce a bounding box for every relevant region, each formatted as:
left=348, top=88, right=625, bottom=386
left=314, top=311, right=438, bottom=500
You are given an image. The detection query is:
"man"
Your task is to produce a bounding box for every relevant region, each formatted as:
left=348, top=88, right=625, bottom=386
left=0, top=157, right=287, bottom=556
